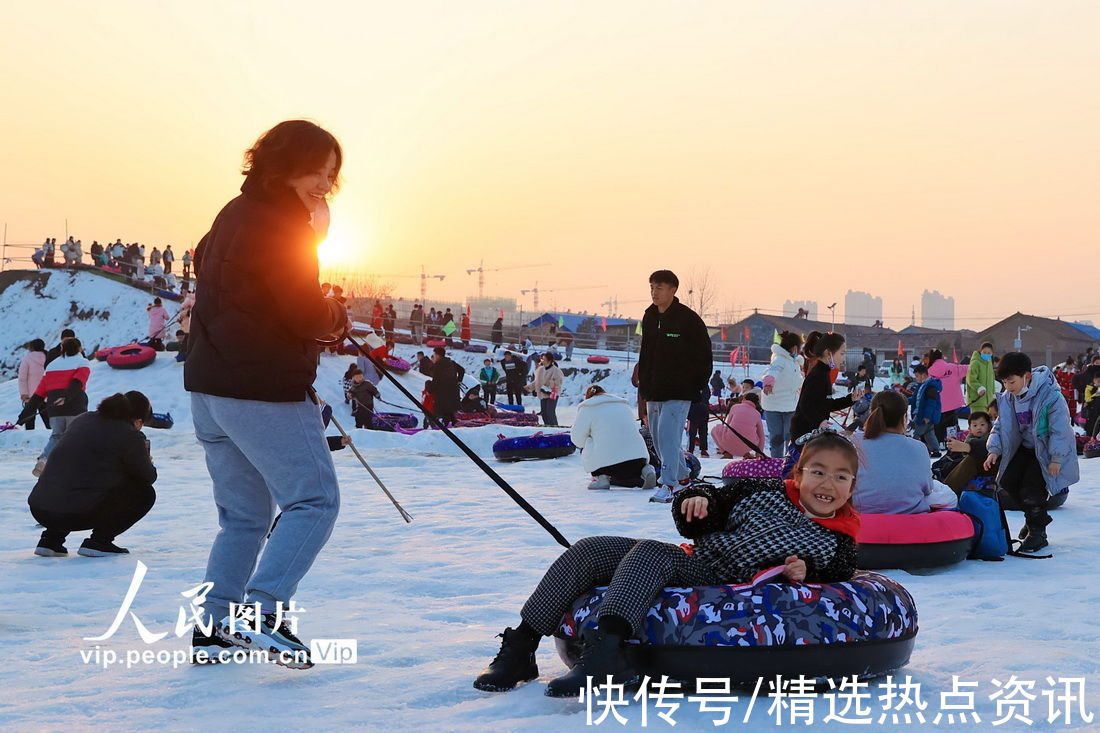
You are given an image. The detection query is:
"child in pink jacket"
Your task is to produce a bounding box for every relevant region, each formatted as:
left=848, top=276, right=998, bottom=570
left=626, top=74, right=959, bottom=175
left=146, top=298, right=171, bottom=341
left=711, top=392, right=767, bottom=459
left=927, top=349, right=969, bottom=444
left=18, top=339, right=48, bottom=429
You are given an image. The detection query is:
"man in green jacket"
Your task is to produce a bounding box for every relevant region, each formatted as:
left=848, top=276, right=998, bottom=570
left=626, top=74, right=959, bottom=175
left=966, top=342, right=996, bottom=413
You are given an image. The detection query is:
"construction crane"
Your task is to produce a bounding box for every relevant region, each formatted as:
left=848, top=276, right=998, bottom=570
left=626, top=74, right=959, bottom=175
left=466, top=260, right=547, bottom=299
left=521, top=282, right=606, bottom=311
left=600, top=296, right=650, bottom=317
left=379, top=265, right=446, bottom=301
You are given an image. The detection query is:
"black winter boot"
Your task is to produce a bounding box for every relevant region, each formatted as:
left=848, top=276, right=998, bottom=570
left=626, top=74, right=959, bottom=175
left=544, top=627, right=639, bottom=698
left=473, top=627, right=540, bottom=692
left=1018, top=525, right=1048, bottom=552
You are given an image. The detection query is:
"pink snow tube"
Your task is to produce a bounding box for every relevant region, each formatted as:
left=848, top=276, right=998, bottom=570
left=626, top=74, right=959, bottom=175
left=721, top=457, right=785, bottom=479
left=586, top=355, right=610, bottom=364
left=856, top=511, right=975, bottom=570
left=426, top=339, right=446, bottom=348
left=106, top=344, right=156, bottom=370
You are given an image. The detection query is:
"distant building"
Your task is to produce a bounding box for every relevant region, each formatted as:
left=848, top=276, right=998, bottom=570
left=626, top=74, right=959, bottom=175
left=921, top=290, right=955, bottom=330
left=844, top=290, right=883, bottom=327
left=783, top=299, right=819, bottom=321
left=976, top=313, right=1099, bottom=367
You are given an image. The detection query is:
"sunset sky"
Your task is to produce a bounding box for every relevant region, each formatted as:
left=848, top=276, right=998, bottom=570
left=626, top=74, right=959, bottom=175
left=2, top=1, right=1097, bottom=329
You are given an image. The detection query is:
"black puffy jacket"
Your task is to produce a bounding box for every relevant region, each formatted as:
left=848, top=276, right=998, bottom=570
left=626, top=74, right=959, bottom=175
left=28, top=412, right=157, bottom=514
left=638, top=298, right=712, bottom=402
left=184, top=177, right=344, bottom=402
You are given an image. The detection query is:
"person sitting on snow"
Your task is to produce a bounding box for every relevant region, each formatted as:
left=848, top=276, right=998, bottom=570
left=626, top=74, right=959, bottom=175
left=570, top=385, right=657, bottom=490
left=473, top=432, right=860, bottom=697
left=29, top=391, right=157, bottom=557
left=853, top=391, right=941, bottom=514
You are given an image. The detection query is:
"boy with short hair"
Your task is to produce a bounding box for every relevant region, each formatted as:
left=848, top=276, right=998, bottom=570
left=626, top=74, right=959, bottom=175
left=940, top=411, right=994, bottom=491
left=909, top=365, right=943, bottom=456
left=740, top=379, right=760, bottom=399
left=985, top=352, right=1080, bottom=552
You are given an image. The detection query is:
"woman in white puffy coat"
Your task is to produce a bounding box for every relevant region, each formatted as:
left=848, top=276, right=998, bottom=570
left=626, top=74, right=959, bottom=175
left=570, top=386, right=657, bottom=490
left=760, top=331, right=805, bottom=458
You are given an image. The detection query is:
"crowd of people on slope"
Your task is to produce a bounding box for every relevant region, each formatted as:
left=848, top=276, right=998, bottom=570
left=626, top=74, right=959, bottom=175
left=31, top=237, right=195, bottom=293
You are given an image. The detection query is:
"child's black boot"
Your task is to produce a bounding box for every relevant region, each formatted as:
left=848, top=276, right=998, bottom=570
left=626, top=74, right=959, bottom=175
left=545, top=625, right=639, bottom=698
left=473, top=627, right=540, bottom=692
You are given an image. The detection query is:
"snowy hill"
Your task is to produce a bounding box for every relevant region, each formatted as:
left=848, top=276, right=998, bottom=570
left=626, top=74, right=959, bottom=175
left=1, top=271, right=1096, bottom=732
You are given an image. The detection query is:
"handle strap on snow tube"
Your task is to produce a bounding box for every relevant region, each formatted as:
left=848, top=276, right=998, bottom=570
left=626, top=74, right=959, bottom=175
left=345, top=333, right=571, bottom=549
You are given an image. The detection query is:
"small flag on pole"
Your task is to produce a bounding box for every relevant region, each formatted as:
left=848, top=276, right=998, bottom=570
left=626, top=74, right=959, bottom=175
left=601, top=316, right=607, bottom=332
left=773, top=329, right=781, bottom=345
left=721, top=326, right=727, bottom=340
left=952, top=347, right=959, bottom=363
left=742, top=346, right=749, bottom=366
left=635, top=321, right=642, bottom=335
left=897, top=339, right=904, bottom=357
left=558, top=316, right=564, bottom=328
left=442, top=320, right=456, bottom=336
left=729, top=348, right=739, bottom=365
left=743, top=327, right=751, bottom=340
left=466, top=304, right=472, bottom=317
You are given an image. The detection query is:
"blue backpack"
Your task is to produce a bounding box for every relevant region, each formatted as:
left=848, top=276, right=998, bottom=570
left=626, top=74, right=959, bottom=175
left=958, top=478, right=1051, bottom=560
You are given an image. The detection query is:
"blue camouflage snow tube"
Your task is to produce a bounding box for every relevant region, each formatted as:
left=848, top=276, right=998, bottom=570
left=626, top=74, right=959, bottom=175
left=555, top=571, right=917, bottom=684
left=492, top=432, right=576, bottom=461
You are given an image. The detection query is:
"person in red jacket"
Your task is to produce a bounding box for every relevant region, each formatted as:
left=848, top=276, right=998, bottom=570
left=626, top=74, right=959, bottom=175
left=21, top=337, right=90, bottom=477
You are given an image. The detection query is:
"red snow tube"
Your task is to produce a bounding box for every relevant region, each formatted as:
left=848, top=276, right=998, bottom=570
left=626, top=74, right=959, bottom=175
left=856, top=511, right=975, bottom=570
left=94, top=346, right=121, bottom=362
left=106, top=344, right=157, bottom=370
left=586, top=355, right=610, bottom=364
left=426, top=339, right=446, bottom=348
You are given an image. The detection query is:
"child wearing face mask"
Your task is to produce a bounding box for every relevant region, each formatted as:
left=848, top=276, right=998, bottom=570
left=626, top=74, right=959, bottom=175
left=472, top=432, right=860, bottom=698
left=790, top=332, right=865, bottom=444
left=966, top=342, right=997, bottom=413
left=984, top=352, right=1080, bottom=552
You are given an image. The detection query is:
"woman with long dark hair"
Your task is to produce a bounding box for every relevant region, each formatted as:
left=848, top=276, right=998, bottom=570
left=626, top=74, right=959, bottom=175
left=790, top=332, right=865, bottom=443
left=853, top=391, right=934, bottom=514
left=185, top=120, right=349, bottom=668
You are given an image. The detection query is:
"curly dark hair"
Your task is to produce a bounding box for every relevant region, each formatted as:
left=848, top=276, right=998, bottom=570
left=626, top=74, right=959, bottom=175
left=242, top=120, right=342, bottom=195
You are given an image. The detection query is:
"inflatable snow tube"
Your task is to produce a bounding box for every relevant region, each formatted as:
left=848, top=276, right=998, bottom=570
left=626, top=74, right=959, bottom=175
left=425, top=339, right=446, bottom=348
left=997, top=487, right=1069, bottom=512
left=555, top=571, right=917, bottom=685
left=106, top=345, right=156, bottom=370
left=586, top=355, right=610, bottom=364
left=382, top=356, right=412, bottom=374
left=494, top=403, right=524, bottom=413
left=656, top=451, right=701, bottom=481
left=369, top=412, right=418, bottom=431
left=856, top=511, right=976, bottom=570
left=94, top=346, right=120, bottom=362
left=465, top=344, right=488, bottom=353
left=145, top=412, right=174, bottom=430
left=721, top=457, right=785, bottom=481
left=493, top=432, right=576, bottom=461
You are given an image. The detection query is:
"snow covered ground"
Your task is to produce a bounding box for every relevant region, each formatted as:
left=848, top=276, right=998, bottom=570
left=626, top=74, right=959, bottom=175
left=0, top=271, right=1097, bottom=732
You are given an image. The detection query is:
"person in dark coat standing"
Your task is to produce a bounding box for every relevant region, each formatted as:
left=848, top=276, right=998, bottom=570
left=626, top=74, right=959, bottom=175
left=43, top=328, right=77, bottom=367
left=637, top=270, right=712, bottom=503
left=29, top=391, right=157, bottom=557
left=184, top=120, right=349, bottom=667
left=428, top=346, right=462, bottom=426
left=790, top=332, right=865, bottom=443
left=491, top=317, right=504, bottom=349
left=501, top=351, right=526, bottom=406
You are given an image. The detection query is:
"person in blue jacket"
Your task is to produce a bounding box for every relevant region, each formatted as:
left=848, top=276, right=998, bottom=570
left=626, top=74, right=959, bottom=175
left=908, top=365, right=943, bottom=456
left=985, top=352, right=1080, bottom=552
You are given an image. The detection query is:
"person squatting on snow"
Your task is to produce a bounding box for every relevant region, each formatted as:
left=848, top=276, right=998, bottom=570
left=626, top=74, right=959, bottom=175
left=712, top=391, right=767, bottom=459
left=472, top=432, right=860, bottom=698
left=184, top=120, right=350, bottom=668
left=761, top=331, right=805, bottom=458
left=28, top=391, right=157, bottom=557
left=21, top=338, right=90, bottom=477
left=637, top=270, right=712, bottom=503
left=526, top=352, right=564, bottom=427
left=17, top=338, right=49, bottom=430
left=984, top=353, right=1080, bottom=553
left=570, top=385, right=657, bottom=491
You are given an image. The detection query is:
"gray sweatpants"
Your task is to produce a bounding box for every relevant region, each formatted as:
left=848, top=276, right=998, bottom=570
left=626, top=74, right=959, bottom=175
left=191, top=392, right=341, bottom=622
left=647, top=399, right=690, bottom=487
left=39, top=415, right=78, bottom=461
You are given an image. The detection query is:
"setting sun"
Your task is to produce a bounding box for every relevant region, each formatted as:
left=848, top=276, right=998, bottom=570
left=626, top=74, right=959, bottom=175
left=316, top=212, right=364, bottom=269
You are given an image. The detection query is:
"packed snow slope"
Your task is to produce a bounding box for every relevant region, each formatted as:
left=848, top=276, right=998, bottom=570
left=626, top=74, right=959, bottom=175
left=0, top=271, right=1096, bottom=732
